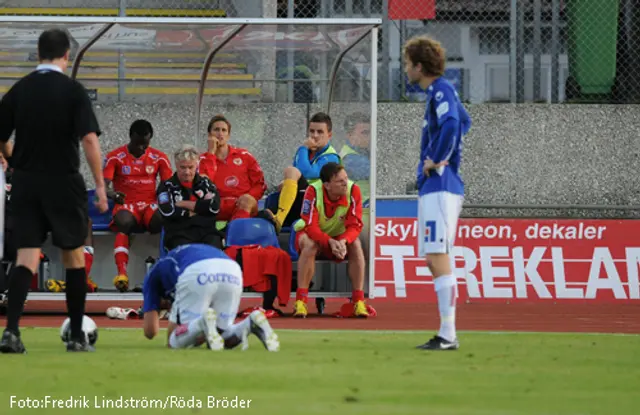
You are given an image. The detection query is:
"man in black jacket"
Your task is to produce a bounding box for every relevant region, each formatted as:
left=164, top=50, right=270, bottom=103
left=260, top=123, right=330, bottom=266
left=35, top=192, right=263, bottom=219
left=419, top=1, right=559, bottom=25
left=157, top=145, right=223, bottom=251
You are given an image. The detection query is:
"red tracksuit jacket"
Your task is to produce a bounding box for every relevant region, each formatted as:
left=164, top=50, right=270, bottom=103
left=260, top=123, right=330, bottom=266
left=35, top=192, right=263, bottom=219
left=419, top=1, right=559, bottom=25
left=225, top=245, right=292, bottom=307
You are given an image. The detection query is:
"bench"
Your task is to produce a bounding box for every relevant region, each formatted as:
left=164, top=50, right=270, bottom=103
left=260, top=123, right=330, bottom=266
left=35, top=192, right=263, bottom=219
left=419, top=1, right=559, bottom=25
left=0, top=62, right=247, bottom=70
left=0, top=51, right=238, bottom=61
left=0, top=73, right=254, bottom=82
left=0, top=8, right=260, bottom=103
left=68, top=191, right=353, bottom=301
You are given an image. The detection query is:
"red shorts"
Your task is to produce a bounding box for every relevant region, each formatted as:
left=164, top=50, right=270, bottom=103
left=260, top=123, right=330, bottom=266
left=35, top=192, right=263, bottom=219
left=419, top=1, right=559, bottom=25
left=110, top=202, right=158, bottom=230
left=295, top=230, right=346, bottom=263
left=217, top=197, right=258, bottom=222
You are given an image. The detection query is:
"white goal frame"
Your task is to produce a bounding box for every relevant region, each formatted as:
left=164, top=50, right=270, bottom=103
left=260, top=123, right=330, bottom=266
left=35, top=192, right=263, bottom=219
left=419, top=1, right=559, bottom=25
left=0, top=16, right=381, bottom=301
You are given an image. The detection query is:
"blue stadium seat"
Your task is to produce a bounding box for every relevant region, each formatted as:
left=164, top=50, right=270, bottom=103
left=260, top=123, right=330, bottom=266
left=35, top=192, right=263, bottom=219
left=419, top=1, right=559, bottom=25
left=87, top=189, right=114, bottom=231
left=225, top=218, right=279, bottom=248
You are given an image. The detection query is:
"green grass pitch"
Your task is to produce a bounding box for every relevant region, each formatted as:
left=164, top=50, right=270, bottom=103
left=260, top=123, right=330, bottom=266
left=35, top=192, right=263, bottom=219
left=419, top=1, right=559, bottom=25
left=1, top=328, right=638, bottom=414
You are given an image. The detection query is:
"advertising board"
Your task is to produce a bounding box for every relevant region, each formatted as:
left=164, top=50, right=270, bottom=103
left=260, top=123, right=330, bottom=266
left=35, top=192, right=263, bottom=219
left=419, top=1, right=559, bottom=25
left=374, top=200, right=640, bottom=303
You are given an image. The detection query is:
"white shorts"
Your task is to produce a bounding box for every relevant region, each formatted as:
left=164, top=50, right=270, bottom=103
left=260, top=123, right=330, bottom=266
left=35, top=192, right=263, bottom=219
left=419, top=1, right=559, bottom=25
left=169, top=258, right=243, bottom=331
left=418, top=191, right=464, bottom=256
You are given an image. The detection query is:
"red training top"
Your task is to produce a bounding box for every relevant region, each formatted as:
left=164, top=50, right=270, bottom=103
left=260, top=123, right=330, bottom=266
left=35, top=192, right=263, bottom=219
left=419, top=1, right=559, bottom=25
left=103, top=145, right=172, bottom=204
left=198, top=146, right=266, bottom=208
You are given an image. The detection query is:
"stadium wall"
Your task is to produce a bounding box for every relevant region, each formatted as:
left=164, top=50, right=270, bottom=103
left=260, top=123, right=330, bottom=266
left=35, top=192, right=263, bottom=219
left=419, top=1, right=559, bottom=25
left=36, top=102, right=640, bottom=303
left=82, top=102, right=640, bottom=219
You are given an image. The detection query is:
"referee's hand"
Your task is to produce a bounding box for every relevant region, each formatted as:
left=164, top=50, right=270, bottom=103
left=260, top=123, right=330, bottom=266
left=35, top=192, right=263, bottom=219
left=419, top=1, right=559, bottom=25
left=94, top=186, right=109, bottom=213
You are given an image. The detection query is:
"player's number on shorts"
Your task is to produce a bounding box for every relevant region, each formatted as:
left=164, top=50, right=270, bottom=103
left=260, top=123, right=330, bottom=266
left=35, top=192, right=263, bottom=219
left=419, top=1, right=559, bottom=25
left=424, top=220, right=436, bottom=243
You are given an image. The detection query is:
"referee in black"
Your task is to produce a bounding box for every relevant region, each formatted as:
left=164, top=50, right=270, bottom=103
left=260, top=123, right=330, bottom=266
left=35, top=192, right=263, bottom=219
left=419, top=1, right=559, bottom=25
left=0, top=28, right=108, bottom=353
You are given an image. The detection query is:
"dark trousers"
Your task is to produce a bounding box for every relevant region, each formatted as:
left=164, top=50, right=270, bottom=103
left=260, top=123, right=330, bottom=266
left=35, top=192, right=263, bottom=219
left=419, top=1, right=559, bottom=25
left=164, top=227, right=224, bottom=252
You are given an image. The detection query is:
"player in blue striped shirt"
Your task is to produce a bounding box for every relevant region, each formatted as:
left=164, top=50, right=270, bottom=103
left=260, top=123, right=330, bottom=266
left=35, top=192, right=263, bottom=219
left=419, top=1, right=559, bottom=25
left=404, top=35, right=471, bottom=351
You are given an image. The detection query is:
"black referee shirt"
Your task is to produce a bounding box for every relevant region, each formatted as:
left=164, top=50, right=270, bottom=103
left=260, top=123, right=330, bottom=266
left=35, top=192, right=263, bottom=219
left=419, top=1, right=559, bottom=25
left=0, top=64, right=101, bottom=175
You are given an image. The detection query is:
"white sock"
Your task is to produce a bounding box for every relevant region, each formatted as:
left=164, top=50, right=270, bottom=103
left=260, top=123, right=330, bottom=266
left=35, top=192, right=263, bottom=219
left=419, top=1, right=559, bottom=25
left=169, top=317, right=206, bottom=349
left=434, top=274, right=457, bottom=342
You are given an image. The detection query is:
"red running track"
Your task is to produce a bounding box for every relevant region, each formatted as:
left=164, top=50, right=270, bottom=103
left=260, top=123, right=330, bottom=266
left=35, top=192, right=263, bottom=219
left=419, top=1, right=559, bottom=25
left=3, top=299, right=640, bottom=334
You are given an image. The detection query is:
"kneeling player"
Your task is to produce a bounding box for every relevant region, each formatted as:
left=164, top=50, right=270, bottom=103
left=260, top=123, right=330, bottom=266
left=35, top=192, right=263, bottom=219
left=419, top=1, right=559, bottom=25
left=292, top=162, right=370, bottom=318
left=141, top=243, right=279, bottom=351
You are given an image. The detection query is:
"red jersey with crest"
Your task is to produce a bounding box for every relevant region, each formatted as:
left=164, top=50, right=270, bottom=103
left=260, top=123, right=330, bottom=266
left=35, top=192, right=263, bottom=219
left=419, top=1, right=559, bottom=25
left=198, top=145, right=266, bottom=201
left=103, top=145, right=173, bottom=204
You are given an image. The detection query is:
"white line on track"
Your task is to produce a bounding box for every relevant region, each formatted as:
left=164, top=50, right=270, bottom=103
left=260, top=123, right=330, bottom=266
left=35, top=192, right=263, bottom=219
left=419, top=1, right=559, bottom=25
left=27, top=326, right=640, bottom=337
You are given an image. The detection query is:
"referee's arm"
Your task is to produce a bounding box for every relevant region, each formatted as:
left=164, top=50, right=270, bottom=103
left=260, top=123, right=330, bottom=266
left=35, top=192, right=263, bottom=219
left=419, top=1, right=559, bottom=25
left=0, top=85, right=16, bottom=154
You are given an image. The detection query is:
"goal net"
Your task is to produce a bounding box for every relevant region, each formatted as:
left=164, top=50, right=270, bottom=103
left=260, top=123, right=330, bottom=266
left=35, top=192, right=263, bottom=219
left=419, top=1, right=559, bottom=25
left=0, top=16, right=380, bottom=301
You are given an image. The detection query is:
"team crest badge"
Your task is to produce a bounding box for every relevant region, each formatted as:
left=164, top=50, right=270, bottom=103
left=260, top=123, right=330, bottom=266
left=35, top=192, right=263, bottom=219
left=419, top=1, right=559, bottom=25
left=225, top=176, right=239, bottom=188
left=5, top=184, right=11, bottom=192
left=122, top=166, right=131, bottom=175
left=195, top=190, right=204, bottom=198
left=302, top=200, right=312, bottom=215
left=233, top=158, right=242, bottom=166
left=146, top=165, right=154, bottom=174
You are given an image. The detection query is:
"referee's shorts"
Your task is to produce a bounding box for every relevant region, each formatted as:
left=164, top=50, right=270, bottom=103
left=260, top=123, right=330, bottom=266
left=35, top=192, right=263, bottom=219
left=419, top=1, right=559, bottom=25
left=10, top=170, right=89, bottom=250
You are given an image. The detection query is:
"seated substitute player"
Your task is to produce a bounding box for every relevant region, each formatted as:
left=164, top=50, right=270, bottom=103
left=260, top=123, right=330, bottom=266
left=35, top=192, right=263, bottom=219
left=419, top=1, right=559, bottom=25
left=264, top=112, right=341, bottom=232
left=340, top=113, right=371, bottom=257
left=292, top=162, right=369, bottom=318
left=103, top=120, right=173, bottom=292
left=198, top=115, right=266, bottom=230
left=404, top=35, right=471, bottom=351
left=340, top=113, right=371, bottom=203
left=141, top=243, right=279, bottom=351
left=157, top=145, right=223, bottom=251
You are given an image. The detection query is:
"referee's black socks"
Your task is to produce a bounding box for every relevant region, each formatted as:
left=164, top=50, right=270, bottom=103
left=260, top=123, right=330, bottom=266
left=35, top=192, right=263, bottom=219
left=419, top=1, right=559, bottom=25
left=65, top=268, right=87, bottom=341
left=5, top=266, right=34, bottom=336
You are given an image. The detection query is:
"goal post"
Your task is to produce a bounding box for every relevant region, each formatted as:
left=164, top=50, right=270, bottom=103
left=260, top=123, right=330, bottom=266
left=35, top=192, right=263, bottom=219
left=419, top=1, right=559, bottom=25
left=0, top=16, right=381, bottom=303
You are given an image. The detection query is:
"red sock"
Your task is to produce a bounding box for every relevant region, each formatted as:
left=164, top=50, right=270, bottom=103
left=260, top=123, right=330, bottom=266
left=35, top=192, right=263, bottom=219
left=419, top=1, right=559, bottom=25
left=114, top=233, right=130, bottom=276
left=352, top=290, right=364, bottom=303
left=84, top=246, right=94, bottom=276
left=296, top=288, right=309, bottom=303
left=232, top=209, right=251, bottom=220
